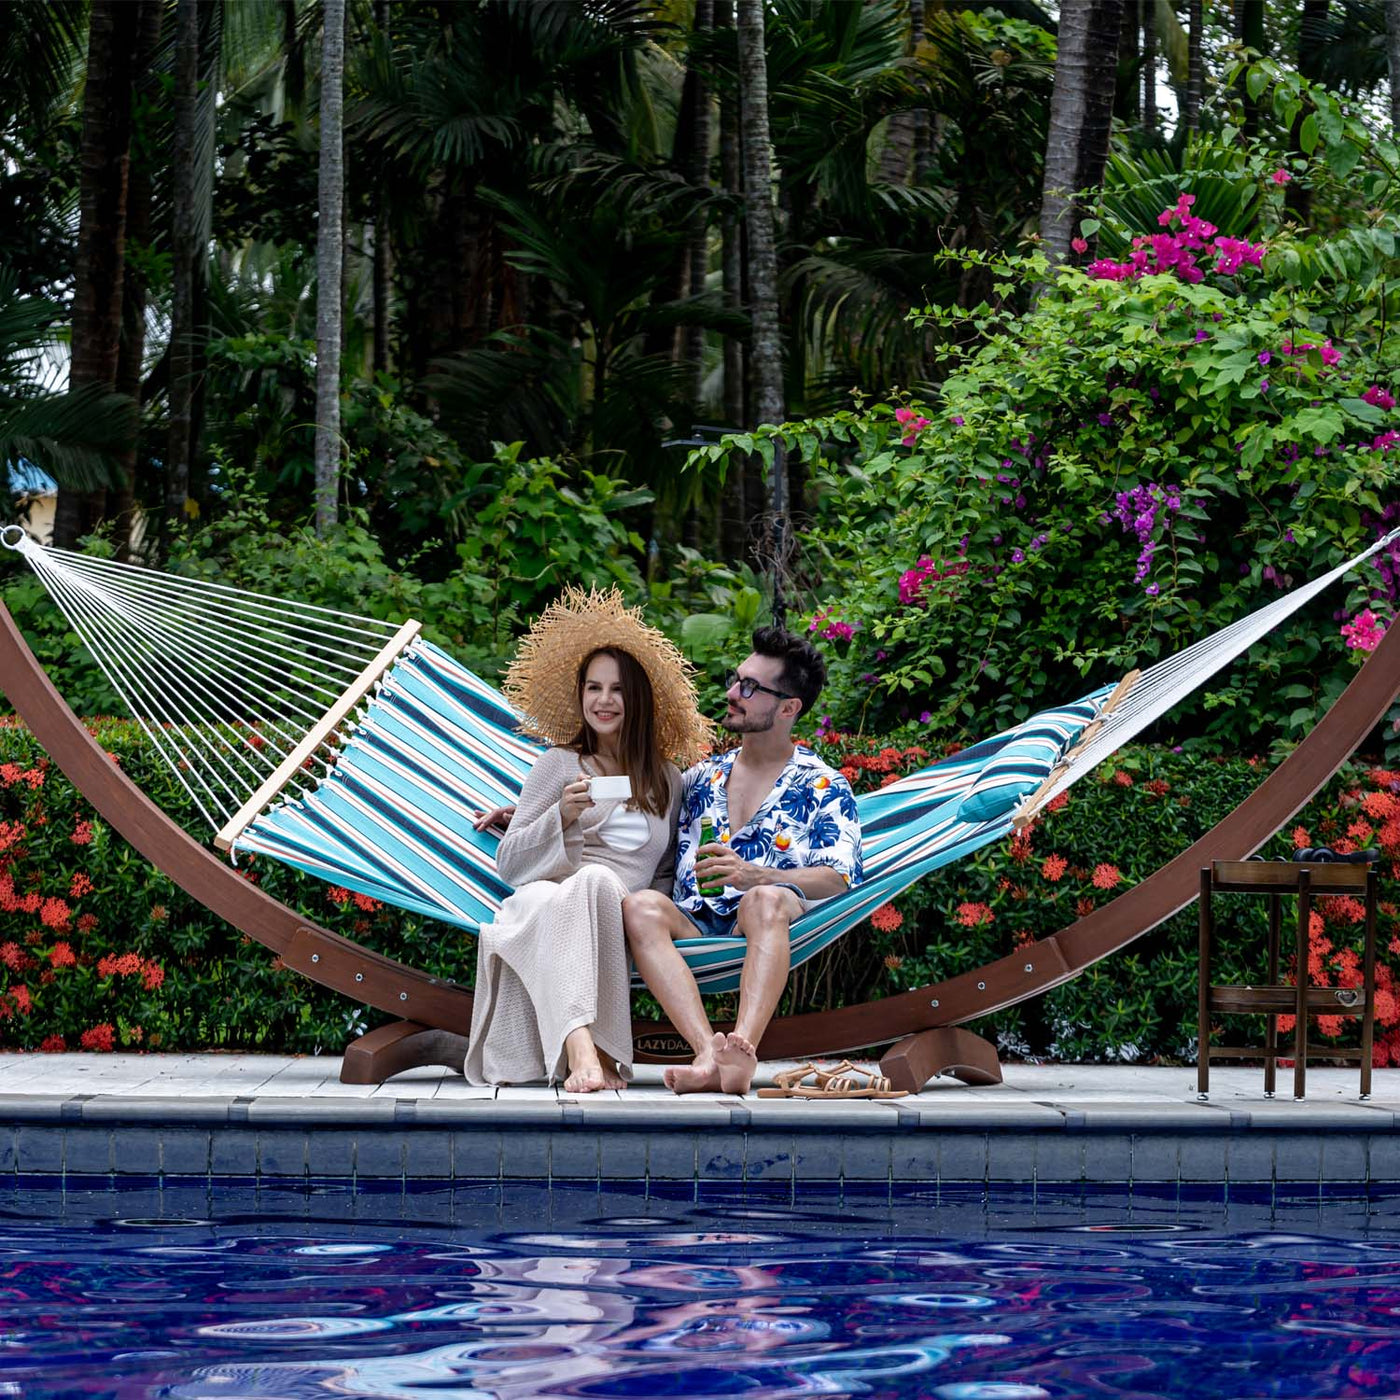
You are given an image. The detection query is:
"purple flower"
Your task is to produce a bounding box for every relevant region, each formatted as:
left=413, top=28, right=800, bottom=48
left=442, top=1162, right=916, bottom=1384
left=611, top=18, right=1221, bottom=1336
left=1097, top=413, right=1113, bottom=426
left=919, top=711, right=932, bottom=724
left=1145, top=583, right=1160, bottom=596
left=1260, top=379, right=1270, bottom=393
left=1258, top=351, right=1271, bottom=365
left=950, top=415, right=964, bottom=426
left=1011, top=548, right=1025, bottom=563
left=1195, top=330, right=1209, bottom=343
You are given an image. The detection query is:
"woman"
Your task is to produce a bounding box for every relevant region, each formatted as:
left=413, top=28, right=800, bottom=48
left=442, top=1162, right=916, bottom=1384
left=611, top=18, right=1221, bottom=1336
left=464, top=586, right=711, bottom=1093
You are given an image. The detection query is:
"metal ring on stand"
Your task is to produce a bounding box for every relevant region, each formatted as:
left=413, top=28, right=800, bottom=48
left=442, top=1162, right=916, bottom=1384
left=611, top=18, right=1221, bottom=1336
left=0, top=525, right=28, bottom=550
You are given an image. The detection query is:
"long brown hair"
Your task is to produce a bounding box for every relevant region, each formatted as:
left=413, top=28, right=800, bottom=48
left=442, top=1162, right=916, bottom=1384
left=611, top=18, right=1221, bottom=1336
left=570, top=646, right=672, bottom=816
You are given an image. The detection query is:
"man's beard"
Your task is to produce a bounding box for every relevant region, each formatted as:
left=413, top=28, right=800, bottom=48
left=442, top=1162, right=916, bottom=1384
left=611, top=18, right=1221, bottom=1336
left=722, top=704, right=775, bottom=734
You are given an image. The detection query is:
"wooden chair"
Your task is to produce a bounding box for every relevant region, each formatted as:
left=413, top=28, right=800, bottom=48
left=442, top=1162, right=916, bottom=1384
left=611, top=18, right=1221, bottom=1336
left=1198, top=859, right=1378, bottom=1101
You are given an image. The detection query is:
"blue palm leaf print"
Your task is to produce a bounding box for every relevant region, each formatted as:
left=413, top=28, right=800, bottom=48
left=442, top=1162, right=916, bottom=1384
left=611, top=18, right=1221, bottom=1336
left=781, top=783, right=820, bottom=822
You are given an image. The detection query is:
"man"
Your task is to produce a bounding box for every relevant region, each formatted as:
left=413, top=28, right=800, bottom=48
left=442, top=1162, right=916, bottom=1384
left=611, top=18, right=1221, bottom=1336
left=622, top=626, right=861, bottom=1095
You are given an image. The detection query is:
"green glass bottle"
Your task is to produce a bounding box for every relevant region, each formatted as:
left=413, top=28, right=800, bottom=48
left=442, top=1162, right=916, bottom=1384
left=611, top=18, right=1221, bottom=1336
left=698, top=816, right=723, bottom=897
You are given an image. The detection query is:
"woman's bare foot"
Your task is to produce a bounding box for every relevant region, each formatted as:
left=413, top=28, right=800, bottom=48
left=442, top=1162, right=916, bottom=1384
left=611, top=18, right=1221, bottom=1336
left=664, top=1031, right=724, bottom=1093
left=716, top=1032, right=758, bottom=1096
left=563, top=1026, right=608, bottom=1094
left=564, top=1064, right=608, bottom=1093
left=598, top=1052, right=627, bottom=1091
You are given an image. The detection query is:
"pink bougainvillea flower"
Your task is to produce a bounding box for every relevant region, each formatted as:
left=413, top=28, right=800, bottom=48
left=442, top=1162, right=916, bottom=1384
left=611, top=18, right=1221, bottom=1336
left=1071, top=236, right=1089, bottom=254
left=1342, top=608, right=1388, bottom=652
left=1363, top=385, right=1396, bottom=410
left=1271, top=167, right=1291, bottom=184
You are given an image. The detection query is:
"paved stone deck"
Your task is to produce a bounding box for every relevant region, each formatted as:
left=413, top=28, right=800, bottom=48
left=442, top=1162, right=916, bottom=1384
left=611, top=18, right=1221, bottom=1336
left=1, top=1055, right=1397, bottom=1187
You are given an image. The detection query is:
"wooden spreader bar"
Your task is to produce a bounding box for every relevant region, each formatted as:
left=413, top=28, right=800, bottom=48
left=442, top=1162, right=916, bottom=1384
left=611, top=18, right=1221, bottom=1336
left=6, top=593, right=1400, bottom=1092
left=214, top=618, right=421, bottom=852
left=1011, top=668, right=1141, bottom=831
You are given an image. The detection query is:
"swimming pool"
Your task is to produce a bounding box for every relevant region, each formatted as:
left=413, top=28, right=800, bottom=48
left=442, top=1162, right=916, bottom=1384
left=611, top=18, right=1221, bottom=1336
left=4, top=1180, right=1400, bottom=1398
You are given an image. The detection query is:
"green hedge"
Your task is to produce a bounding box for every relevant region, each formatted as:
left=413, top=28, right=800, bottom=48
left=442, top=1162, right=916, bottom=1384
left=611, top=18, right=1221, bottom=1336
left=2, top=718, right=1397, bottom=1064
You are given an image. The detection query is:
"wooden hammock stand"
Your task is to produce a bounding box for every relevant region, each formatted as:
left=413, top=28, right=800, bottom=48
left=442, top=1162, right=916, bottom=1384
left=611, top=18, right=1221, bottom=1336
left=5, top=597, right=1400, bottom=1091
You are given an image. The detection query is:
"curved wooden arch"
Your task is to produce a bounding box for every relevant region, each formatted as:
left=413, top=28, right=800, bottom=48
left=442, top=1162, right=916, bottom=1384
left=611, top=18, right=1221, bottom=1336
left=5, top=598, right=1400, bottom=1082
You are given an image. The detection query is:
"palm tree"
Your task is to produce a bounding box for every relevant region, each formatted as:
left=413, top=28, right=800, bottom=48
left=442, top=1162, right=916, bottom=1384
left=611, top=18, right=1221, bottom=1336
left=736, top=0, right=787, bottom=619
left=53, top=0, right=145, bottom=549
left=166, top=0, right=201, bottom=538
left=314, top=0, right=346, bottom=536
left=1184, top=0, right=1203, bottom=133
left=1038, top=0, right=1125, bottom=268
left=1390, top=0, right=1400, bottom=132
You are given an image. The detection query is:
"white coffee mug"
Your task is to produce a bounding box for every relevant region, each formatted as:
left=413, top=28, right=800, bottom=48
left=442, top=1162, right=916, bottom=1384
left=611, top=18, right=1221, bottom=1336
left=589, top=774, right=632, bottom=801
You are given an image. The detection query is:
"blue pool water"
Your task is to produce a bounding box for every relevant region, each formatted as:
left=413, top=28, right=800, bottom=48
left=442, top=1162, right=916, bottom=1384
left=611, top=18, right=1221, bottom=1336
left=4, top=1182, right=1400, bottom=1398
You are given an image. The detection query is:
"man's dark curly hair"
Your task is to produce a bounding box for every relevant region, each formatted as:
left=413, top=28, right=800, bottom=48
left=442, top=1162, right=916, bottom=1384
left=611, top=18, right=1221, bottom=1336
left=751, top=625, right=827, bottom=717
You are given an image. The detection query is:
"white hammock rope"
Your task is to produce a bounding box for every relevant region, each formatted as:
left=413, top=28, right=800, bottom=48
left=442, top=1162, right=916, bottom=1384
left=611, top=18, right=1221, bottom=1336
left=4, top=522, right=1397, bottom=842
left=1, top=529, right=404, bottom=829
left=1014, top=525, right=1400, bottom=823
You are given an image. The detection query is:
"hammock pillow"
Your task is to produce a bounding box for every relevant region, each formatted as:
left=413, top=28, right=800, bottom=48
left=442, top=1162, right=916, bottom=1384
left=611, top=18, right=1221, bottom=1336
left=954, top=702, right=1098, bottom=825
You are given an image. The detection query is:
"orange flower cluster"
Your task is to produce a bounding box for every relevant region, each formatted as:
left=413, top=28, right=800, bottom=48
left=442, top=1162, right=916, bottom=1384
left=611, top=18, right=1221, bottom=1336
left=870, top=903, right=903, bottom=932
left=0, top=821, right=24, bottom=854
left=80, top=1023, right=114, bottom=1051
left=1041, top=854, right=1068, bottom=882
left=96, top=952, right=165, bottom=990
left=0, top=763, right=44, bottom=789
left=956, top=901, right=994, bottom=927
left=1091, top=863, right=1122, bottom=890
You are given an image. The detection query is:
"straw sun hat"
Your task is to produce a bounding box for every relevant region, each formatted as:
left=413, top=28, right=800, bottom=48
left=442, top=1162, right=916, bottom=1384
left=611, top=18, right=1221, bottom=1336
left=503, top=585, right=713, bottom=765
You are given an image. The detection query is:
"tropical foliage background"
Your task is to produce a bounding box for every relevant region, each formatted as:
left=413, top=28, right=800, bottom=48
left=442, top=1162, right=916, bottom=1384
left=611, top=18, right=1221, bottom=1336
left=2, top=0, right=1400, bottom=1059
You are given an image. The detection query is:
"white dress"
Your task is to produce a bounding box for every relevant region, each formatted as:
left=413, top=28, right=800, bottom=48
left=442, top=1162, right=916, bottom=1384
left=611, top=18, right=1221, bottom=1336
left=464, top=746, right=681, bottom=1085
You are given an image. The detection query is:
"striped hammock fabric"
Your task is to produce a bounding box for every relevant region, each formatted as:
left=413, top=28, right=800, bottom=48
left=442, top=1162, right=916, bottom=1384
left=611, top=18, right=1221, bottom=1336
left=235, top=639, right=1110, bottom=993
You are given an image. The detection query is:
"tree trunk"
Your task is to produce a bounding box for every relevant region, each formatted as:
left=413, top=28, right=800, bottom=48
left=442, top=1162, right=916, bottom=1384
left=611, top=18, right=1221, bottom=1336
left=1141, top=0, right=1157, bottom=137
left=1116, top=0, right=1140, bottom=123
left=684, top=0, right=714, bottom=402
left=314, top=0, right=346, bottom=536
left=372, top=0, right=393, bottom=376
left=54, top=0, right=142, bottom=550
left=1037, top=0, right=1125, bottom=270
left=1287, top=0, right=1328, bottom=225
left=1234, top=0, right=1266, bottom=139
left=165, top=0, right=200, bottom=545
left=112, top=0, right=164, bottom=561
left=1184, top=0, right=1203, bottom=134
left=1390, top=0, right=1400, bottom=135
left=736, top=0, right=788, bottom=621
left=910, top=0, right=931, bottom=186
left=717, top=0, right=749, bottom=564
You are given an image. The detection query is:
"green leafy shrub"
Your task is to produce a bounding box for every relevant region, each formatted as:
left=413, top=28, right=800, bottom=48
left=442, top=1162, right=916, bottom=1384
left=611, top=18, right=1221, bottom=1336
left=696, top=139, right=1400, bottom=756
left=3, top=715, right=1398, bottom=1066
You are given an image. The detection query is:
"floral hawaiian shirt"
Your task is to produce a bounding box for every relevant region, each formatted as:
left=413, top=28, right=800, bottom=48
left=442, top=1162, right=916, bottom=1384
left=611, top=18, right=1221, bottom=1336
left=673, top=745, right=863, bottom=918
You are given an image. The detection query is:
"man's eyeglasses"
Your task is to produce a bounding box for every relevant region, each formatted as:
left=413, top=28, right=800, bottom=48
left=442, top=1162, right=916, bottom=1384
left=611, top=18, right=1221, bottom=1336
left=724, top=669, right=796, bottom=702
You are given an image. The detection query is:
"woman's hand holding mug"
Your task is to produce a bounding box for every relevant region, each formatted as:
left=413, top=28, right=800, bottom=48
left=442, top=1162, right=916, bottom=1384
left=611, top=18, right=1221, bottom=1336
left=559, top=777, right=594, bottom=828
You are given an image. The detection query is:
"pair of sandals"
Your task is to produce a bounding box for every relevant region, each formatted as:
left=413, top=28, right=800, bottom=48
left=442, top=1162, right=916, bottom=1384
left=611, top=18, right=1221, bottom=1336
left=756, top=1059, right=908, bottom=1099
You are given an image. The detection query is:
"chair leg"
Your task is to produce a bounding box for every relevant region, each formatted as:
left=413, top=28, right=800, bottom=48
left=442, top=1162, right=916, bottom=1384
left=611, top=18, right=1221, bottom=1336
left=1197, top=867, right=1211, bottom=1099
left=1265, top=893, right=1280, bottom=1098
left=1293, top=874, right=1311, bottom=1100
left=1362, top=869, right=1379, bottom=1099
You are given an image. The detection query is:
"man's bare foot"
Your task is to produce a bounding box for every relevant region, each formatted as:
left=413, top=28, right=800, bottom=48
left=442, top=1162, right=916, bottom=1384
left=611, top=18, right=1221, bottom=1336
left=563, top=1063, right=608, bottom=1094
left=664, top=1031, right=724, bottom=1093
left=716, top=1032, right=758, bottom=1096
left=598, top=1052, right=627, bottom=1091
